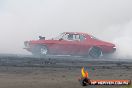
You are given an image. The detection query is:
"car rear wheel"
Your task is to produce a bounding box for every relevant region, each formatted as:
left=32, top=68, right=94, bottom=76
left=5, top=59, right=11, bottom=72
left=88, top=47, right=102, bottom=58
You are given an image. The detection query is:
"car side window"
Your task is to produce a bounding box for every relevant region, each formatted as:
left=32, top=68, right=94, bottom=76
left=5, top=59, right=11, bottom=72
left=62, top=34, right=73, bottom=40
left=68, top=34, right=73, bottom=40
left=73, top=34, right=80, bottom=41
left=79, top=35, right=85, bottom=41
left=62, top=33, right=85, bottom=41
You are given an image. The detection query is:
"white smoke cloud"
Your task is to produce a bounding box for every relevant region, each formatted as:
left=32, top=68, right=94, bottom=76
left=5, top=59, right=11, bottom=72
left=96, top=21, right=132, bottom=58
left=0, top=0, right=132, bottom=57
left=112, top=21, right=132, bottom=58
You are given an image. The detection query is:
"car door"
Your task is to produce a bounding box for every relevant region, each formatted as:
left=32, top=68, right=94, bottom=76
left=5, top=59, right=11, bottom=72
left=74, top=34, right=89, bottom=55
left=66, top=34, right=87, bottom=55
left=48, top=33, right=73, bottom=55
left=49, top=33, right=91, bottom=55
left=67, top=34, right=90, bottom=55
left=56, top=34, right=87, bottom=55
left=53, top=33, right=79, bottom=55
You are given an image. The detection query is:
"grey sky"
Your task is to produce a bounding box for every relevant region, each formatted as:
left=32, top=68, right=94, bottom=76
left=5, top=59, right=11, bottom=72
left=0, top=0, right=132, bottom=56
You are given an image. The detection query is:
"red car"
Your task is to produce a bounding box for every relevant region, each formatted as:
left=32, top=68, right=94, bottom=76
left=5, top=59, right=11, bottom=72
left=24, top=32, right=116, bottom=58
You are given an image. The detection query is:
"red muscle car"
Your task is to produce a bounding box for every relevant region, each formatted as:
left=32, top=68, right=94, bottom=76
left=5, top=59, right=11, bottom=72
left=24, top=32, right=116, bottom=58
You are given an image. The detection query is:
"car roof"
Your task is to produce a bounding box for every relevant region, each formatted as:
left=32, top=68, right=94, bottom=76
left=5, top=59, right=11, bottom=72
left=64, top=32, right=89, bottom=35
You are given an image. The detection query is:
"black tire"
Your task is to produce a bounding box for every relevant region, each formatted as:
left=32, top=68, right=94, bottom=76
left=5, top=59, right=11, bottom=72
left=32, top=45, right=48, bottom=56
left=88, top=47, right=102, bottom=58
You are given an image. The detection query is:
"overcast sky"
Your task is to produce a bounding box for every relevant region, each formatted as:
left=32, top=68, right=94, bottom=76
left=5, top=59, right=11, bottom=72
left=0, top=0, right=132, bottom=56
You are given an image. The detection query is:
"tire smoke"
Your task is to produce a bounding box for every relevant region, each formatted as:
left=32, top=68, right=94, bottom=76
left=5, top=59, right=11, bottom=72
left=100, top=21, right=132, bottom=58
left=113, top=21, right=132, bottom=58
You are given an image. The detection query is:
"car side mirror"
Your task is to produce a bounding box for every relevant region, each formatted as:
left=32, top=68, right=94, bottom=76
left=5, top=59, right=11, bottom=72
left=59, top=38, right=63, bottom=41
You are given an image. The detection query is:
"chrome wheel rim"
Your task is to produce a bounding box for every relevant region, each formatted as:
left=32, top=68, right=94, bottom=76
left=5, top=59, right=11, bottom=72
left=40, top=47, right=48, bottom=55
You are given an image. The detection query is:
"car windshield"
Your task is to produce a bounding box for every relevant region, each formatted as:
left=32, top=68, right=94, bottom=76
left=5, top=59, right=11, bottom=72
left=90, top=35, right=99, bottom=40
left=53, top=33, right=65, bottom=40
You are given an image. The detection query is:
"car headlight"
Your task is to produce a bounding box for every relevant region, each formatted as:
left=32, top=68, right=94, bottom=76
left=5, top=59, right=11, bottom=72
left=113, top=46, right=116, bottom=49
left=112, top=46, right=116, bottom=51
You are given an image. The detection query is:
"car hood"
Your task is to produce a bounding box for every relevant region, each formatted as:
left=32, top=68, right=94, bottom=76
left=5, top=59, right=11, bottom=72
left=100, top=40, right=115, bottom=47
left=29, top=39, right=58, bottom=44
left=91, top=39, right=115, bottom=47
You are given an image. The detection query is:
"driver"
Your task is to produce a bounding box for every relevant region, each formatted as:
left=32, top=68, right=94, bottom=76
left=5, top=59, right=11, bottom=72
left=68, top=34, right=73, bottom=40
